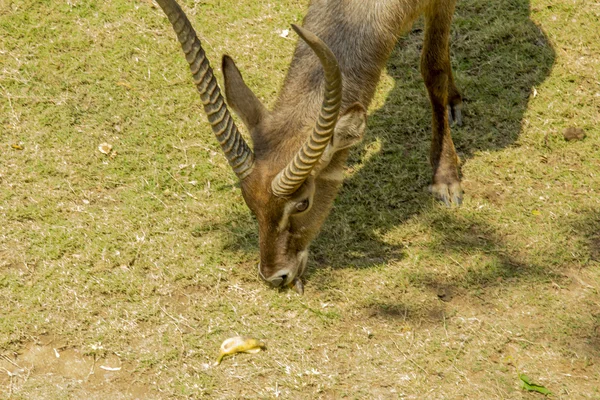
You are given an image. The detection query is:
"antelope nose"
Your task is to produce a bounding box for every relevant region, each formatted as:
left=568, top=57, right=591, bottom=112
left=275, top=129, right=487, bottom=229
left=269, top=276, right=285, bottom=287
left=258, top=263, right=286, bottom=287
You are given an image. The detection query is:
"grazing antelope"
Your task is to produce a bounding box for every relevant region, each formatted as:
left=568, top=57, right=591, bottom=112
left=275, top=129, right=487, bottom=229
left=154, top=0, right=464, bottom=293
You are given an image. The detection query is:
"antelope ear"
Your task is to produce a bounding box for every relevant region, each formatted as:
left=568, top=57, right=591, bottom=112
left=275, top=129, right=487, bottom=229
left=331, top=103, right=367, bottom=152
left=317, top=103, right=367, bottom=170
left=222, top=55, right=268, bottom=130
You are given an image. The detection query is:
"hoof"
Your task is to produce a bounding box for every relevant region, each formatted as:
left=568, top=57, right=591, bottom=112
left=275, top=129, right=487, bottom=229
left=429, top=182, right=463, bottom=207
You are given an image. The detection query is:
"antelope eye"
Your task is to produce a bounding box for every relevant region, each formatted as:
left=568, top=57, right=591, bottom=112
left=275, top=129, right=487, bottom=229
left=295, top=199, right=309, bottom=212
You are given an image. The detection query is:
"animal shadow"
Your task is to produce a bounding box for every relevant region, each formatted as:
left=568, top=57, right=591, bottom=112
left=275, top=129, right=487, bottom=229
left=201, top=0, right=555, bottom=277
left=313, top=0, right=555, bottom=270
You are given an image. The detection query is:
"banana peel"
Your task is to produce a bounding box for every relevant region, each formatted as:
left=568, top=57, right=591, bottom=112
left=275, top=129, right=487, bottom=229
left=214, top=336, right=266, bottom=366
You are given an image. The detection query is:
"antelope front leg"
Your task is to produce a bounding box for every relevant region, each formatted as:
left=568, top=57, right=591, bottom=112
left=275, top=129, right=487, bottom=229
left=421, top=0, right=463, bottom=206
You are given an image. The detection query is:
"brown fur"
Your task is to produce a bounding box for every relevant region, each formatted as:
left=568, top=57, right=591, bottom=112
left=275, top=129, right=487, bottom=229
left=183, top=0, right=463, bottom=287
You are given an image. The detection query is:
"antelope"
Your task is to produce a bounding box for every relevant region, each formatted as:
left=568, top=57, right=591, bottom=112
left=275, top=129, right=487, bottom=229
left=153, top=0, right=464, bottom=294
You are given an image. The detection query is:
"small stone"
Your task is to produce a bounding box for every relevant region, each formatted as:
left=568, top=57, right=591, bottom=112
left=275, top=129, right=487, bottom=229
left=563, top=127, right=585, bottom=141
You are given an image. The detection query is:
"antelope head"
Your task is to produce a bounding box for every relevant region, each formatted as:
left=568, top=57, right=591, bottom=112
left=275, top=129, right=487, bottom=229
left=156, top=0, right=366, bottom=292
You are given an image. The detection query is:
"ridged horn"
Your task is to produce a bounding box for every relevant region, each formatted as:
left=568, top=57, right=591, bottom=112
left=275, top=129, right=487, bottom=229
left=271, top=25, right=343, bottom=197
left=155, top=0, right=254, bottom=180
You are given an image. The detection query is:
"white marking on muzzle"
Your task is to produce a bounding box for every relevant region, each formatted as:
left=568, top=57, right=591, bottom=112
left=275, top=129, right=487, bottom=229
left=277, top=202, right=296, bottom=232
left=257, top=262, right=267, bottom=281
left=297, top=249, right=309, bottom=277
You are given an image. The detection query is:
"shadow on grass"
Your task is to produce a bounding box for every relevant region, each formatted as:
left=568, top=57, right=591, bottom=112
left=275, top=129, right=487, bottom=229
left=197, top=0, right=557, bottom=278
left=569, top=209, right=600, bottom=265
left=313, top=0, right=555, bottom=269
left=185, top=1, right=600, bottom=363
left=350, top=208, right=600, bottom=343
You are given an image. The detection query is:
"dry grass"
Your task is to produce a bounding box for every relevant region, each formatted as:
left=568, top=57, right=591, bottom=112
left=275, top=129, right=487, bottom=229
left=1, top=0, right=599, bottom=398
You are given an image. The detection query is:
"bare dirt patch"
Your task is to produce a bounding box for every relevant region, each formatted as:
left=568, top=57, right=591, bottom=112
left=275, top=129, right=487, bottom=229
left=1, top=337, right=151, bottom=399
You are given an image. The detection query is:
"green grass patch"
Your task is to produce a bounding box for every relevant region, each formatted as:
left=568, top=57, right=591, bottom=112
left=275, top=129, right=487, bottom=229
left=1, top=0, right=599, bottom=398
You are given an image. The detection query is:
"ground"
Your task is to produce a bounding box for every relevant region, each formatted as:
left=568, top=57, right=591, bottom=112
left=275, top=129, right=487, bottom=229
left=1, top=0, right=599, bottom=398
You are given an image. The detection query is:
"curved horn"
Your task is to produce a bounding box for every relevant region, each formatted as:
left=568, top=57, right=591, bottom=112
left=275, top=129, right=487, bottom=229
left=155, top=0, right=254, bottom=179
left=271, top=25, right=343, bottom=197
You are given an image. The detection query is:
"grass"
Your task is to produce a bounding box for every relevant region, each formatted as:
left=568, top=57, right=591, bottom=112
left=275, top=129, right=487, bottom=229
left=1, top=0, right=599, bottom=398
